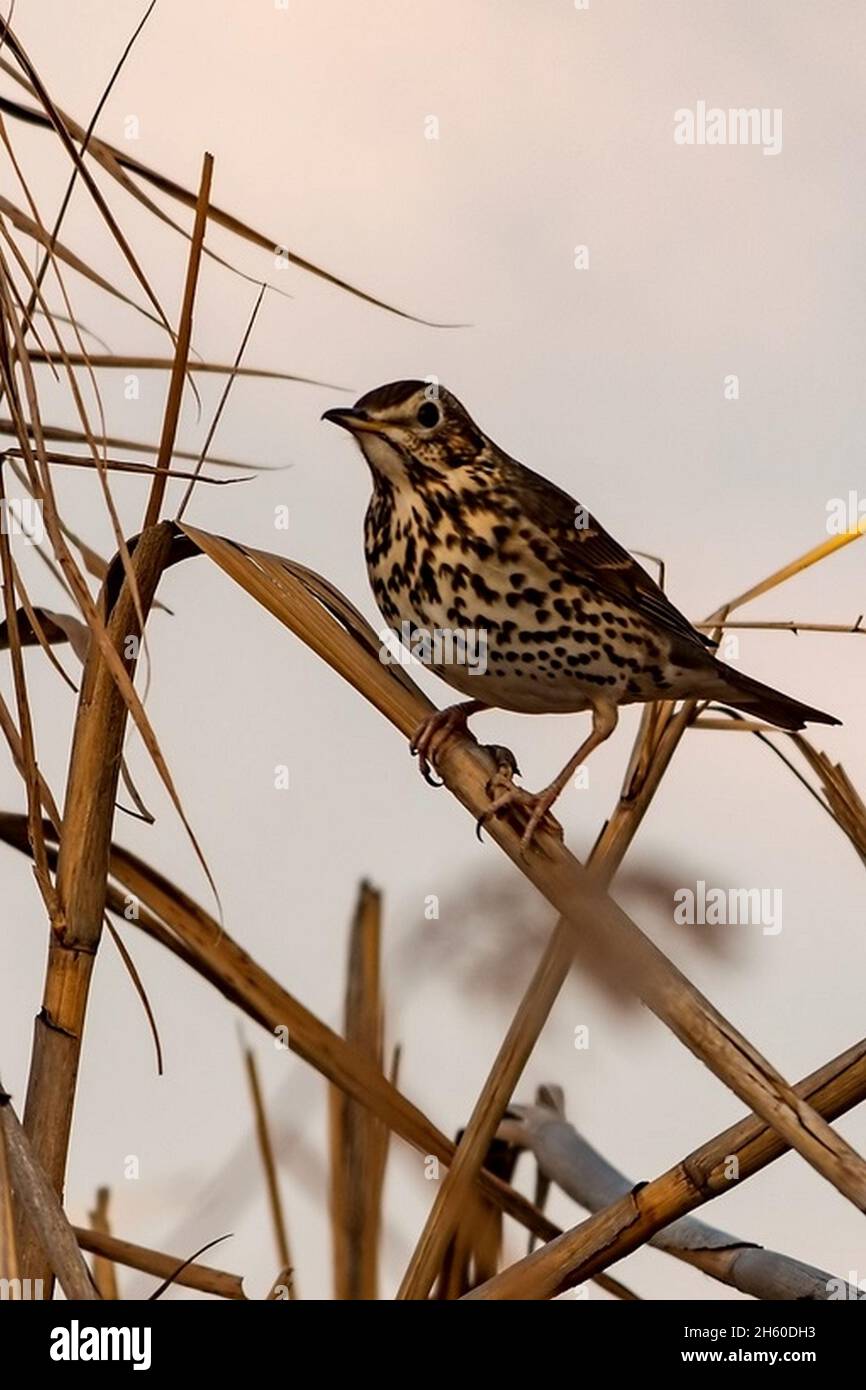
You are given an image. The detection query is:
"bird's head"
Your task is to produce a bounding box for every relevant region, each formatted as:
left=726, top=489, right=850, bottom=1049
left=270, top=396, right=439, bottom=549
left=322, top=380, right=489, bottom=487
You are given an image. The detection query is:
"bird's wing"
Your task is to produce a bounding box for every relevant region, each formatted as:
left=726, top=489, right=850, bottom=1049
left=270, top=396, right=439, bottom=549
left=504, top=460, right=715, bottom=661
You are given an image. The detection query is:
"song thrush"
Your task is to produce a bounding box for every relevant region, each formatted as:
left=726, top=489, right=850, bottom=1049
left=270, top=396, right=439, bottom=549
left=324, top=381, right=839, bottom=850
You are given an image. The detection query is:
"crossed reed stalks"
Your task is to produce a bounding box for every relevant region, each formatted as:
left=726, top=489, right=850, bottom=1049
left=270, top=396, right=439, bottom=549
left=0, top=15, right=863, bottom=1300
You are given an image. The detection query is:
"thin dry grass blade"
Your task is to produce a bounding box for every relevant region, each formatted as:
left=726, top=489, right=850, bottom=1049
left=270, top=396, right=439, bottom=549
left=0, top=72, right=447, bottom=323
left=2, top=419, right=261, bottom=470
left=0, top=25, right=177, bottom=341
left=24, top=351, right=343, bottom=388
left=0, top=194, right=163, bottom=329
left=705, top=520, right=866, bottom=623
left=143, top=151, right=212, bottom=529
left=175, top=281, right=267, bottom=521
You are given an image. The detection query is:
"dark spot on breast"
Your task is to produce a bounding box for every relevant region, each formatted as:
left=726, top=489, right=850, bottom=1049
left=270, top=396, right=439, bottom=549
left=470, top=573, right=500, bottom=604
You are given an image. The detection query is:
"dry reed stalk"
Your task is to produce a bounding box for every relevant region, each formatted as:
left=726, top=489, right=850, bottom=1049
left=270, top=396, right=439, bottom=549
left=243, top=1044, right=292, bottom=1278
left=0, top=1088, right=97, bottom=1299
left=165, top=527, right=866, bottom=1277
left=0, top=1092, right=18, bottom=1287
left=329, top=882, right=386, bottom=1299
left=73, top=1228, right=245, bottom=1300
left=0, top=814, right=556, bottom=1238
left=466, top=1036, right=866, bottom=1298
left=695, top=619, right=864, bottom=635
left=501, top=1093, right=854, bottom=1299
left=19, top=522, right=174, bottom=1287
left=434, top=1137, right=518, bottom=1297
left=20, top=822, right=553, bottom=1240
left=87, top=1187, right=118, bottom=1300
left=396, top=527, right=865, bottom=1297
left=266, top=1264, right=295, bottom=1300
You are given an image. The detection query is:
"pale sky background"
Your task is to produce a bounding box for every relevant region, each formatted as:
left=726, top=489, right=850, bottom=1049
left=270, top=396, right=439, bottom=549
left=1, top=0, right=865, bottom=1299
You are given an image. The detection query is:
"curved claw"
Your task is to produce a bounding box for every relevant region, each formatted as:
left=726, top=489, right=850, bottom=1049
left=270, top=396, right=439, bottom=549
left=481, top=743, right=521, bottom=780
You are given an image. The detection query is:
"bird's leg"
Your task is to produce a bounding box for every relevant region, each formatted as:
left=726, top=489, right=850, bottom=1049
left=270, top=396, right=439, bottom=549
left=410, top=700, right=487, bottom=785
left=481, top=702, right=619, bottom=854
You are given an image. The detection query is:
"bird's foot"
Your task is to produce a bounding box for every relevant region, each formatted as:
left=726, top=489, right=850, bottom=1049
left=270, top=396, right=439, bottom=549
left=410, top=705, right=475, bottom=786
left=477, top=755, right=564, bottom=856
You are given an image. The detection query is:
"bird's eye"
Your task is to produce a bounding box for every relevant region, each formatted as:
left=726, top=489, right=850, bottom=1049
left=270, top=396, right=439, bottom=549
left=416, top=401, right=440, bottom=428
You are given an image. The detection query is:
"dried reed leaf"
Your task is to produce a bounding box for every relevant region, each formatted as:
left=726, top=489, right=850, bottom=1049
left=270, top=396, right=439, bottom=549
left=0, top=70, right=446, bottom=323
left=2, top=420, right=261, bottom=471
left=24, top=350, right=344, bottom=388
left=0, top=194, right=163, bottom=329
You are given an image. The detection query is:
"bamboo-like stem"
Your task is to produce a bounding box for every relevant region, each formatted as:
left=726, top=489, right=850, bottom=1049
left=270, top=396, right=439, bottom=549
left=74, top=1228, right=245, bottom=1299
left=19, top=521, right=174, bottom=1287
left=329, top=882, right=385, bottom=1299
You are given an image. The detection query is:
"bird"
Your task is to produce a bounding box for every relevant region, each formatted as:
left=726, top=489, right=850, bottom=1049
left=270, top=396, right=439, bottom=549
left=323, top=380, right=840, bottom=851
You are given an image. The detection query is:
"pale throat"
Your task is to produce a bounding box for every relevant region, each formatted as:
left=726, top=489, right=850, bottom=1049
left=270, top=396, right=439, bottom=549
left=357, top=431, right=407, bottom=485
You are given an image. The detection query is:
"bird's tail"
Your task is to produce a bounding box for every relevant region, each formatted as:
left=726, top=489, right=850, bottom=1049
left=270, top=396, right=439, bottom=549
left=708, top=662, right=840, bottom=731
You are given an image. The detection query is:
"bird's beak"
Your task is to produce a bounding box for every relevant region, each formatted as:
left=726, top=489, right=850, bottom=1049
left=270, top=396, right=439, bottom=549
left=321, top=406, right=389, bottom=435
